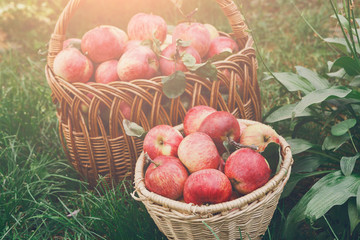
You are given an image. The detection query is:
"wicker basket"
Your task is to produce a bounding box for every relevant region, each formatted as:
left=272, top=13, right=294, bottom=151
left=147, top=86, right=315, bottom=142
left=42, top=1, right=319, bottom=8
left=45, top=0, right=261, bottom=186
left=133, top=119, right=293, bottom=240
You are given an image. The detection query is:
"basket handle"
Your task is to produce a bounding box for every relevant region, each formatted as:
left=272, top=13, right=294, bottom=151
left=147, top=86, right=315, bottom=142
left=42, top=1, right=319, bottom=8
left=47, top=0, right=249, bottom=68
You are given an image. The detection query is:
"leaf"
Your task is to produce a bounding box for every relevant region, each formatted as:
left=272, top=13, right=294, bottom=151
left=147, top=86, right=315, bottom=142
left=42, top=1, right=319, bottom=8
left=332, top=56, right=360, bottom=76
left=331, top=119, right=357, bottom=136
left=286, top=138, right=314, bottom=155
left=322, top=133, right=350, bottom=151
left=350, top=75, right=360, bottom=87
left=327, top=68, right=347, bottom=79
left=292, top=86, right=352, bottom=117
left=181, top=53, right=197, bottom=68
left=281, top=170, right=332, bottom=199
left=295, top=66, right=330, bottom=90
left=331, top=14, right=350, bottom=31
left=261, top=142, right=281, bottom=174
left=209, top=51, right=233, bottom=62
left=324, top=37, right=350, bottom=54
left=340, top=153, right=360, bottom=176
left=291, top=155, right=328, bottom=173
left=264, top=72, right=315, bottom=94
left=348, top=198, right=360, bottom=235
left=284, top=171, right=360, bottom=239
left=264, top=104, right=313, bottom=123
left=188, top=61, right=218, bottom=82
left=357, top=185, right=360, bottom=216
left=123, top=119, right=146, bottom=138
left=162, top=71, right=186, bottom=98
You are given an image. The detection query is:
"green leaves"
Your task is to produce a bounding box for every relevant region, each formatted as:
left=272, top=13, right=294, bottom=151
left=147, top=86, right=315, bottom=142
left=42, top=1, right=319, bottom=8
left=122, top=119, right=146, bottom=138
left=322, top=133, right=350, bottom=151
left=331, top=119, right=357, bottom=136
left=187, top=61, right=218, bottom=82
left=295, top=66, right=330, bottom=90
left=284, top=171, right=360, bottom=239
left=264, top=104, right=313, bottom=123
left=348, top=198, right=360, bottom=235
left=264, top=72, right=315, bottom=94
left=292, top=86, right=352, bottom=117
left=340, top=153, right=360, bottom=176
left=261, top=142, right=281, bottom=174
left=162, top=71, right=187, bottom=99
left=332, top=56, right=360, bottom=76
left=286, top=138, right=314, bottom=155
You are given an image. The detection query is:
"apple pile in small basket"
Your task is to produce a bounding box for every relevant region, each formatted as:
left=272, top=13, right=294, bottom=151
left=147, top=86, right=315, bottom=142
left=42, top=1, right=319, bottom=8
left=142, top=105, right=280, bottom=206
left=53, top=12, right=239, bottom=87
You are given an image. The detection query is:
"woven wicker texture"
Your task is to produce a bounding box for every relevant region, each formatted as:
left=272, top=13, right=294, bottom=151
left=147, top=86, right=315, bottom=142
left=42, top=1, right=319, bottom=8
left=45, top=0, right=262, bottom=186
left=134, top=119, right=293, bottom=240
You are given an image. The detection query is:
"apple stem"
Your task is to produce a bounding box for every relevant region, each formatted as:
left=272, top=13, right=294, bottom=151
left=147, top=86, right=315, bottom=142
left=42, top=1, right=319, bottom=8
left=144, top=153, right=160, bottom=167
left=228, top=138, right=259, bottom=151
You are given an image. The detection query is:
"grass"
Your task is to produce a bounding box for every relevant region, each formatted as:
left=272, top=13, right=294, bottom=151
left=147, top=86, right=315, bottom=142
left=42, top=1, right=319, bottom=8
left=0, top=0, right=341, bottom=239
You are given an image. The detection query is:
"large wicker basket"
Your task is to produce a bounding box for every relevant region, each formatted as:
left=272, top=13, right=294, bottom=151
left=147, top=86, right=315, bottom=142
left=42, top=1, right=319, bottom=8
left=45, top=0, right=261, bottom=186
left=133, top=119, right=293, bottom=240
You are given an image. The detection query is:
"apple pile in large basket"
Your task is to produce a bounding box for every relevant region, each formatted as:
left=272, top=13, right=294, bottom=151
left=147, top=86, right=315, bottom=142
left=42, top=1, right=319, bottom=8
left=53, top=12, right=239, bottom=93
left=142, top=105, right=280, bottom=205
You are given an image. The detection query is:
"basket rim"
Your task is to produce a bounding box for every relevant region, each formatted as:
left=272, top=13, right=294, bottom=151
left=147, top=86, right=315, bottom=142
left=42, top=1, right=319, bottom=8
left=133, top=119, right=293, bottom=215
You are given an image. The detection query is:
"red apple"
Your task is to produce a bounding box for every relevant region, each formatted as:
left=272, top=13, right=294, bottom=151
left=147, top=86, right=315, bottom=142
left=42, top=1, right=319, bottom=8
left=63, top=38, right=81, bottom=50
left=53, top=47, right=93, bottom=83
left=145, top=155, right=188, bottom=200
left=81, top=25, right=128, bottom=63
left=143, top=125, right=183, bottom=160
left=119, top=101, right=131, bottom=119
left=237, top=120, right=248, bottom=137
left=225, top=148, right=271, bottom=195
left=183, top=105, right=216, bottom=136
left=207, top=36, right=239, bottom=59
left=240, top=123, right=280, bottom=152
left=159, top=43, right=201, bottom=76
left=177, top=132, right=221, bottom=173
left=198, top=111, right=240, bottom=154
left=183, top=169, right=232, bottom=205
left=172, top=22, right=211, bottom=58
left=123, top=40, right=142, bottom=53
left=204, top=23, right=220, bottom=40
left=117, top=46, right=159, bottom=81
left=95, top=59, right=120, bottom=84
left=127, top=13, right=167, bottom=44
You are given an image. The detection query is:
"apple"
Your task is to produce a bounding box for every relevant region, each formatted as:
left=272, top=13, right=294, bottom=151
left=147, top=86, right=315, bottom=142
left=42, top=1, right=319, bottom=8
left=81, top=25, right=128, bottom=63
left=177, top=132, right=221, bottom=173
left=225, top=148, right=271, bottom=195
left=159, top=43, right=201, bottom=76
left=53, top=47, right=93, bottom=83
left=119, top=101, right=131, bottom=119
left=183, top=105, right=216, bottom=136
left=117, top=45, right=159, bottom=81
left=63, top=38, right=81, bottom=50
left=183, top=169, right=232, bottom=205
left=145, top=155, right=188, bottom=200
left=237, top=120, right=248, bottom=137
left=172, top=22, right=211, bottom=58
left=95, top=59, right=120, bottom=84
left=207, top=36, right=239, bottom=59
left=204, top=23, right=220, bottom=40
left=143, top=125, right=183, bottom=160
left=198, top=111, right=240, bottom=154
left=123, top=40, right=142, bottom=53
left=240, top=123, right=280, bottom=152
left=127, top=13, right=167, bottom=44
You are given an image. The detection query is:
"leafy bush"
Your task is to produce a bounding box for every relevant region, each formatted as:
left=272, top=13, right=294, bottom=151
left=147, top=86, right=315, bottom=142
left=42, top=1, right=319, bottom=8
left=264, top=0, right=360, bottom=239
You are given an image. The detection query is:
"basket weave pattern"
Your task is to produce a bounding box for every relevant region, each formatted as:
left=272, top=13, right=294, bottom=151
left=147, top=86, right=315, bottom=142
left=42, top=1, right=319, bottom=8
left=45, top=0, right=262, bottom=185
left=134, top=120, right=293, bottom=240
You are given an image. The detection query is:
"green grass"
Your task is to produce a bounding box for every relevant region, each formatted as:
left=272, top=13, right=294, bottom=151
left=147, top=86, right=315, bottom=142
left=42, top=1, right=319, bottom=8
left=0, top=0, right=341, bottom=239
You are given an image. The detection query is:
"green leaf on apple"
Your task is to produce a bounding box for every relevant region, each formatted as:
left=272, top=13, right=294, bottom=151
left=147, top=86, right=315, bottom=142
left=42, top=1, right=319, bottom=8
left=122, top=119, right=146, bottom=138
left=162, top=71, right=186, bottom=98
left=208, top=50, right=233, bottom=62
left=261, top=142, right=281, bottom=175
left=181, top=53, right=197, bottom=68
left=187, top=61, right=218, bottom=82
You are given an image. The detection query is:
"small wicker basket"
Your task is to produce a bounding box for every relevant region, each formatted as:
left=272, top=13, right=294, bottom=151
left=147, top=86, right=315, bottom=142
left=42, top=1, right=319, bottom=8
left=133, top=119, right=293, bottom=240
left=45, top=0, right=262, bottom=186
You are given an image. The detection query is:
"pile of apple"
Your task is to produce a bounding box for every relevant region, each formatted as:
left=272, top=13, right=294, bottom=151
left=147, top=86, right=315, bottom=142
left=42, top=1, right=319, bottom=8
left=53, top=12, right=239, bottom=85
left=143, top=105, right=280, bottom=205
